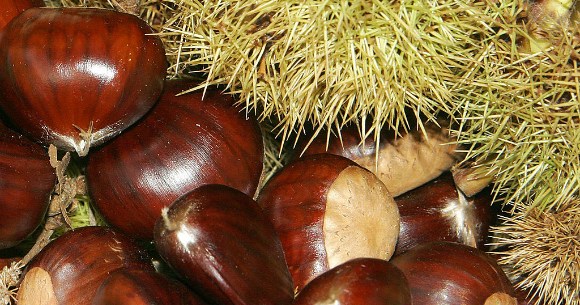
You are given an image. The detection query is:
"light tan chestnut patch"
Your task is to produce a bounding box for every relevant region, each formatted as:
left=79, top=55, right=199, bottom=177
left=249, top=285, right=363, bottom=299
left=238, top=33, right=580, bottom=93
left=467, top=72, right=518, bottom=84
left=16, top=267, right=57, bottom=305
left=323, top=166, right=399, bottom=268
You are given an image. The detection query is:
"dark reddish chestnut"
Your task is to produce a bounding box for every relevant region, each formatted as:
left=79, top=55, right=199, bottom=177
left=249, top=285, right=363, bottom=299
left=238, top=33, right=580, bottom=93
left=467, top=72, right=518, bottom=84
left=0, top=123, right=55, bottom=249
left=390, top=241, right=517, bottom=305
left=0, top=0, right=43, bottom=30
left=92, top=268, right=208, bottom=305
left=0, top=7, right=167, bottom=156
left=293, top=257, right=412, bottom=305
left=17, top=226, right=154, bottom=305
left=257, top=153, right=400, bottom=292
left=394, top=172, right=493, bottom=255
left=298, top=121, right=460, bottom=196
left=154, top=184, right=294, bottom=305
left=87, top=79, right=264, bottom=239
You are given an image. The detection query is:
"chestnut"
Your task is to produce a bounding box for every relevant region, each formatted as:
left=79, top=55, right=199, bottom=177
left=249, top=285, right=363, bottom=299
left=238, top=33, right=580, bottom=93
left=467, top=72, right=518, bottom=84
left=16, top=226, right=154, bottom=305
left=257, top=153, right=400, bottom=292
left=298, top=120, right=460, bottom=196
left=0, top=123, right=55, bottom=249
left=390, top=241, right=517, bottom=305
left=293, top=257, right=412, bottom=305
left=92, top=268, right=207, bottom=305
left=87, top=79, right=264, bottom=240
left=394, top=172, right=493, bottom=255
left=0, top=0, right=43, bottom=30
left=154, top=184, right=294, bottom=305
left=0, top=7, right=167, bottom=156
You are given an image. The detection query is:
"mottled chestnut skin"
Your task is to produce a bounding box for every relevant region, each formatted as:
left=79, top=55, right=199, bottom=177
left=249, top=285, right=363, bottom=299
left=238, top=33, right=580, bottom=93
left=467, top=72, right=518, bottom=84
left=257, top=153, right=399, bottom=292
left=0, top=123, right=54, bottom=249
left=87, top=79, right=263, bottom=240
left=92, top=269, right=208, bottom=305
left=394, top=172, right=493, bottom=255
left=391, top=241, right=516, bottom=305
left=20, top=227, right=153, bottom=305
left=294, top=258, right=412, bottom=305
left=0, top=0, right=43, bottom=30
left=154, top=184, right=294, bottom=305
left=0, top=7, right=167, bottom=155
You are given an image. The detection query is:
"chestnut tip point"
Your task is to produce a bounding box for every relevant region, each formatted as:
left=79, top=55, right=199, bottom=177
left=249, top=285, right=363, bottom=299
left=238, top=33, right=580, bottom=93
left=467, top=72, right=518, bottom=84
left=160, top=207, right=178, bottom=232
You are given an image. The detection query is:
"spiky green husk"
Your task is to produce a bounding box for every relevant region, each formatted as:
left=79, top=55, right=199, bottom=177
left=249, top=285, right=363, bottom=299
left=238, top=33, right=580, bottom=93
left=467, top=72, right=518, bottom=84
left=158, top=0, right=514, bottom=144
left=491, top=202, right=580, bottom=305
left=451, top=0, right=580, bottom=211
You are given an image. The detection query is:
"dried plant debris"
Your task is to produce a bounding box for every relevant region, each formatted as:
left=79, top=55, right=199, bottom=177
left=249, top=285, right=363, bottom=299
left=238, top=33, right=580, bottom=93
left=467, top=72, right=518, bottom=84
left=491, top=201, right=580, bottom=305
left=0, top=261, right=22, bottom=305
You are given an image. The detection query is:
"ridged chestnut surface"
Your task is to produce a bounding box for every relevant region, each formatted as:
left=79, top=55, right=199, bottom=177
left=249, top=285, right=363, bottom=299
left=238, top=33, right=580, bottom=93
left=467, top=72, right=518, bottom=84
left=390, top=241, right=516, bottom=305
left=92, top=268, right=208, bottom=305
left=154, top=184, right=294, bottom=305
left=0, top=7, right=167, bottom=156
left=87, top=80, right=264, bottom=239
left=17, top=226, right=154, bottom=305
left=0, top=0, right=43, bottom=30
left=294, top=258, right=412, bottom=305
left=257, top=153, right=400, bottom=292
left=299, top=121, right=459, bottom=196
left=0, top=123, right=54, bottom=249
left=394, top=172, right=492, bottom=255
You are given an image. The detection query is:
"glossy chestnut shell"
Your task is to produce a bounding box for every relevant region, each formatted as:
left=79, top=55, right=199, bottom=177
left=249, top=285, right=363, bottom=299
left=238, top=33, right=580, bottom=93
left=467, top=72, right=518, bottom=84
left=92, top=268, right=207, bottom=305
left=390, top=241, right=516, bottom=305
left=17, top=226, right=153, bottom=305
left=294, top=257, right=412, bottom=305
left=394, top=172, right=493, bottom=255
left=154, top=184, right=294, bottom=305
left=0, top=7, right=167, bottom=156
left=0, top=0, right=43, bottom=30
left=87, top=79, right=264, bottom=239
left=0, top=123, right=54, bottom=249
left=257, top=153, right=399, bottom=292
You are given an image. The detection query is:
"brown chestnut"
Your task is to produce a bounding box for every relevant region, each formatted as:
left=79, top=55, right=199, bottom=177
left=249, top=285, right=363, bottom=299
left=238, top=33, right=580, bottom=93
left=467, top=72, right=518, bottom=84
left=298, top=120, right=460, bottom=196
left=154, top=184, right=294, bottom=305
left=0, top=7, right=167, bottom=156
left=293, top=257, right=412, bottom=305
left=0, top=123, right=55, bottom=249
left=92, top=268, right=207, bottom=305
left=0, top=0, right=44, bottom=30
left=257, top=153, right=400, bottom=292
left=87, top=79, right=264, bottom=240
left=394, top=172, right=493, bottom=255
left=390, top=241, right=517, bottom=305
left=17, top=226, right=154, bottom=305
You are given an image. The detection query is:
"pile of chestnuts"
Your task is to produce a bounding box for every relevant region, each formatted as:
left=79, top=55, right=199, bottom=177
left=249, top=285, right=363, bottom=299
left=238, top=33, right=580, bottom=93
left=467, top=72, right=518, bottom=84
left=0, top=2, right=526, bottom=305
